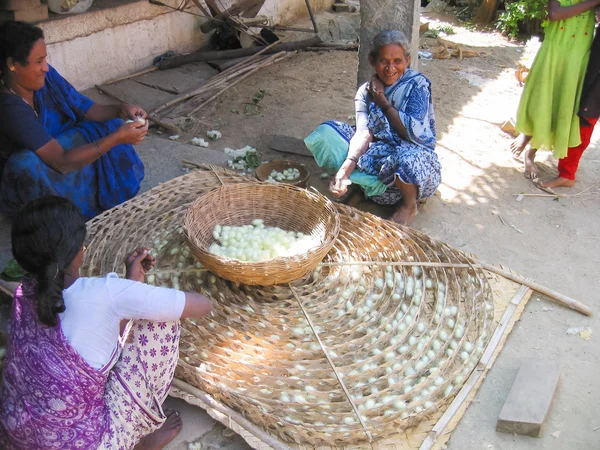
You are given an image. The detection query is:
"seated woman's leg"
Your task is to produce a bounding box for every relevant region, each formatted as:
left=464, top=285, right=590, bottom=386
left=371, top=147, right=441, bottom=225
left=0, top=149, right=97, bottom=218
left=101, top=320, right=182, bottom=449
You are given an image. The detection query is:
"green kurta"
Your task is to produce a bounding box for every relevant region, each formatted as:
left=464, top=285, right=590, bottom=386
left=515, top=0, right=595, bottom=158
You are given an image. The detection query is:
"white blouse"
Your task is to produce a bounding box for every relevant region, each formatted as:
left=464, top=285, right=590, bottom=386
left=59, top=273, right=186, bottom=369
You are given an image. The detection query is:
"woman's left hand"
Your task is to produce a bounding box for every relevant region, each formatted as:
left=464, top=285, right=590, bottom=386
left=120, top=104, right=148, bottom=121
left=125, top=247, right=155, bottom=282
left=368, top=76, right=392, bottom=110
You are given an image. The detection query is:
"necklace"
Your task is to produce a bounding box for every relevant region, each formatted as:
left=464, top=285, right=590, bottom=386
left=1, top=79, right=38, bottom=118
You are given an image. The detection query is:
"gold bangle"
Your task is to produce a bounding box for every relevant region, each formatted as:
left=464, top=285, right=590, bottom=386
left=93, top=141, right=101, bottom=156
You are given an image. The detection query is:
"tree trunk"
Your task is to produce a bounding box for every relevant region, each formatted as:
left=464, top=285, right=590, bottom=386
left=474, top=0, right=500, bottom=24
left=357, top=0, right=421, bottom=87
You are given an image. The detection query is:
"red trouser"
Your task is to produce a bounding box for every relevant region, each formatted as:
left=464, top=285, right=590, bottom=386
left=558, top=117, right=598, bottom=180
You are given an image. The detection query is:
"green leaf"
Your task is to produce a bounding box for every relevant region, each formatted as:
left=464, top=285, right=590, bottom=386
left=1, top=259, right=25, bottom=281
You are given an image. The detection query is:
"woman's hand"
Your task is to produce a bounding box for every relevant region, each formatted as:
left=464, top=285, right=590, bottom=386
left=368, top=76, right=392, bottom=110
left=115, top=121, right=149, bottom=145
left=119, top=104, right=148, bottom=121
left=330, top=160, right=355, bottom=197
left=125, top=247, right=155, bottom=282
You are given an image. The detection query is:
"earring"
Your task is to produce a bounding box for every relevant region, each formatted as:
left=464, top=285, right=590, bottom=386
left=9, top=67, right=15, bottom=71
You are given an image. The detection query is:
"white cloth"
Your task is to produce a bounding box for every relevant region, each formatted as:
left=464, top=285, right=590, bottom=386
left=59, top=273, right=186, bottom=369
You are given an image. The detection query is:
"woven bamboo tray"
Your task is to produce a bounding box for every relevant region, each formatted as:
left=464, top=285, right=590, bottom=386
left=184, top=183, right=339, bottom=286
left=81, top=165, right=532, bottom=449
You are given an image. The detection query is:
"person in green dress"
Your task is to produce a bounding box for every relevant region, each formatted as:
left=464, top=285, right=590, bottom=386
left=510, top=0, right=598, bottom=183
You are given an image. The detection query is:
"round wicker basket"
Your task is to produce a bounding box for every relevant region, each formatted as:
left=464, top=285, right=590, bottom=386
left=255, top=160, right=310, bottom=188
left=184, top=183, right=340, bottom=285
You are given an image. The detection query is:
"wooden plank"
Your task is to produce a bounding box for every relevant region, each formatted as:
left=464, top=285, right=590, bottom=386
left=268, top=135, right=312, bottom=157
left=96, top=80, right=175, bottom=113
left=496, top=359, right=561, bottom=437
left=135, top=63, right=218, bottom=94
left=207, top=57, right=251, bottom=72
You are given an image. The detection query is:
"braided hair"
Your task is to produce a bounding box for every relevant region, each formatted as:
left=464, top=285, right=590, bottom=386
left=12, top=196, right=86, bottom=327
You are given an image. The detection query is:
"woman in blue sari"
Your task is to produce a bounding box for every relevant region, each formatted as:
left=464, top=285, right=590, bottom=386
left=305, top=30, right=440, bottom=225
left=0, top=21, right=147, bottom=220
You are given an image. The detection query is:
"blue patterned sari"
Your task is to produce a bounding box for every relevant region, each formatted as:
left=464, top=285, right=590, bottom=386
left=306, top=69, right=441, bottom=204
left=0, top=66, right=144, bottom=219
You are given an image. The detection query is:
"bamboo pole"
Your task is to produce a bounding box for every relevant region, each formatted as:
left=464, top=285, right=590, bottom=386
left=151, top=41, right=281, bottom=116
left=289, top=285, right=373, bottom=443
left=318, top=260, right=592, bottom=317
left=186, top=51, right=293, bottom=116
left=475, top=261, right=592, bottom=317
left=104, top=66, right=158, bottom=85
left=158, top=36, right=321, bottom=69
left=170, top=379, right=292, bottom=450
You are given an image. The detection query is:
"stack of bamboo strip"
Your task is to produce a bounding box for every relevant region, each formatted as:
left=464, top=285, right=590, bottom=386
left=151, top=44, right=293, bottom=119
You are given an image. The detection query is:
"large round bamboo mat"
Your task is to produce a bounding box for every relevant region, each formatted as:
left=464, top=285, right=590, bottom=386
left=82, top=166, right=495, bottom=446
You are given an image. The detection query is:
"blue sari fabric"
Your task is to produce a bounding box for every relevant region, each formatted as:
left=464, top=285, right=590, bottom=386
left=0, top=66, right=144, bottom=219
left=357, top=69, right=441, bottom=201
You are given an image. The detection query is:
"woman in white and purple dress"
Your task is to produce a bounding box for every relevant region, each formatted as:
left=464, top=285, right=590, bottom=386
left=0, top=196, right=213, bottom=450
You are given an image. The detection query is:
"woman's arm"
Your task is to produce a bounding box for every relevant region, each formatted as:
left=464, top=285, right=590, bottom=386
left=181, top=292, right=213, bottom=319
left=329, top=84, right=375, bottom=197
left=548, top=0, right=600, bottom=22
left=369, top=76, right=410, bottom=141
left=36, top=121, right=148, bottom=174
left=85, top=103, right=148, bottom=123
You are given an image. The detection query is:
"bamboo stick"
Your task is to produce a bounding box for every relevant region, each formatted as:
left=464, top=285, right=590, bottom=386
left=319, top=260, right=592, bottom=317
left=475, top=261, right=592, bottom=317
left=159, top=36, right=321, bottom=69
left=170, top=379, right=292, bottom=450
left=104, top=66, right=159, bottom=85
left=151, top=41, right=281, bottom=116
left=289, top=285, right=373, bottom=443
left=419, top=285, right=531, bottom=450
left=186, top=51, right=294, bottom=116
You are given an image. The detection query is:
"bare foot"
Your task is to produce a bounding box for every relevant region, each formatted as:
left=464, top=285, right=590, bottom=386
left=391, top=201, right=418, bottom=226
left=510, top=134, right=532, bottom=158
left=523, top=147, right=538, bottom=179
left=134, top=409, right=183, bottom=450
left=539, top=176, right=576, bottom=189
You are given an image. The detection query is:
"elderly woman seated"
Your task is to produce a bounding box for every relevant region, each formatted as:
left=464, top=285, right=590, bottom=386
left=305, top=30, right=441, bottom=225
left=0, top=21, right=148, bottom=220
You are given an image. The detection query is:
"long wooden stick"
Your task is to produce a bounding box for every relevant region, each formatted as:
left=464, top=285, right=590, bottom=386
left=318, top=260, right=592, bottom=317
left=476, top=261, right=592, bottom=316
left=104, top=66, right=158, bottom=85
left=289, top=285, right=373, bottom=443
left=151, top=41, right=281, bottom=116
left=170, top=380, right=292, bottom=450
left=186, top=51, right=293, bottom=116
left=93, top=85, right=180, bottom=133
left=159, top=36, right=321, bottom=69
left=419, top=285, right=531, bottom=450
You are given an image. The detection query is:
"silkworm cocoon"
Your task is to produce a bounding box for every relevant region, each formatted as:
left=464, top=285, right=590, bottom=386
left=454, top=326, right=465, bottom=339
left=416, top=322, right=426, bottom=333
left=463, top=342, right=474, bottom=353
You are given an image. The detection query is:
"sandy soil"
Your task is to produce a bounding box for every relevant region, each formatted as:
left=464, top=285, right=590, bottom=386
left=157, top=13, right=600, bottom=450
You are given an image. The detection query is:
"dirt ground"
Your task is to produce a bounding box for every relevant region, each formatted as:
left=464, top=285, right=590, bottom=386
left=152, top=12, right=599, bottom=450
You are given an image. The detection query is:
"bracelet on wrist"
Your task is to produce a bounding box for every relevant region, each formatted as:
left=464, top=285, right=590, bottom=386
left=93, top=141, right=102, bottom=156
left=347, top=156, right=359, bottom=163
